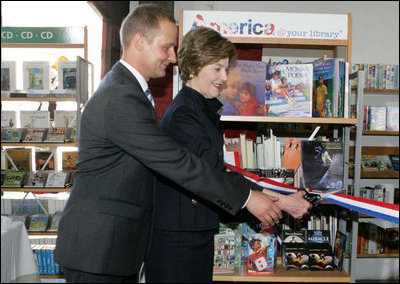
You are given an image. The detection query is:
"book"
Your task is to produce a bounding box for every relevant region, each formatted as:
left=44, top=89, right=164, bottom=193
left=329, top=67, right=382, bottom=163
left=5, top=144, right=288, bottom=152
left=265, top=63, right=313, bottom=117
left=54, top=111, right=77, bottom=140
left=282, top=138, right=302, bottom=173
left=308, top=243, right=334, bottom=271
left=224, top=137, right=242, bottom=168
left=5, top=148, right=32, bottom=171
left=309, top=59, right=341, bottom=118
left=43, top=127, right=69, bottom=143
left=62, top=151, right=78, bottom=171
left=35, top=149, right=55, bottom=171
left=374, top=155, right=394, bottom=171
left=213, top=225, right=240, bottom=274
left=386, top=106, right=399, bottom=131
left=361, top=155, right=379, bottom=172
left=58, top=61, right=77, bottom=91
left=20, top=111, right=51, bottom=128
left=1, top=110, right=17, bottom=128
left=301, top=141, right=343, bottom=191
left=282, top=243, right=309, bottom=271
left=1, top=128, right=26, bottom=142
left=23, top=128, right=47, bottom=142
left=26, top=171, right=49, bottom=187
left=385, top=228, right=399, bottom=253
left=307, top=230, right=331, bottom=244
left=246, top=232, right=276, bottom=274
left=368, top=106, right=387, bottom=131
left=45, top=172, right=69, bottom=188
left=23, top=61, right=50, bottom=92
left=333, top=231, right=346, bottom=271
left=1, top=61, right=16, bottom=95
left=389, top=155, right=399, bottom=171
left=28, top=214, right=49, bottom=232
left=282, top=230, right=307, bottom=243
left=47, top=211, right=63, bottom=232
left=2, top=171, right=26, bottom=187
left=220, top=60, right=266, bottom=116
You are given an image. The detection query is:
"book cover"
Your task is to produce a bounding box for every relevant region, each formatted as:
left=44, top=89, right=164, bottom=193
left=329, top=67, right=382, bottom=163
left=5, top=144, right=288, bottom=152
left=2, top=171, right=26, bottom=187
left=35, top=149, right=55, bottom=171
left=301, top=141, right=344, bottom=191
left=333, top=231, right=346, bottom=271
left=58, top=61, right=77, bottom=90
left=28, top=214, right=49, bottom=232
left=309, top=59, right=341, bottom=118
left=43, top=127, right=68, bottom=143
left=368, top=106, right=387, bottom=131
left=282, top=138, right=302, bottom=173
left=26, top=171, right=49, bottom=187
left=47, top=211, right=63, bottom=232
left=23, top=128, right=47, bottom=142
left=282, top=243, right=309, bottom=271
left=246, top=233, right=276, bottom=274
left=265, top=63, right=313, bottom=117
left=62, top=151, right=78, bottom=170
left=308, top=243, right=334, bottom=270
left=1, top=128, right=26, bottom=142
left=224, top=137, right=242, bottom=168
left=45, top=172, right=69, bottom=187
left=389, top=155, right=399, bottom=171
left=1, top=61, right=16, bottom=94
left=1, top=110, right=17, bottom=128
left=361, top=155, right=379, bottom=172
left=20, top=111, right=51, bottom=128
left=307, top=230, right=331, bottom=244
left=213, top=226, right=239, bottom=274
left=386, top=106, right=399, bottom=131
left=282, top=230, right=307, bottom=243
left=5, top=148, right=32, bottom=171
left=374, top=155, right=394, bottom=171
left=220, top=60, right=266, bottom=116
left=23, top=61, right=50, bottom=92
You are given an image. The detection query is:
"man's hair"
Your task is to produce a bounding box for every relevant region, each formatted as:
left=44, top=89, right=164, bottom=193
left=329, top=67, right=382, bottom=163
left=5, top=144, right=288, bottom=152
left=178, top=27, right=237, bottom=81
left=120, top=4, right=175, bottom=50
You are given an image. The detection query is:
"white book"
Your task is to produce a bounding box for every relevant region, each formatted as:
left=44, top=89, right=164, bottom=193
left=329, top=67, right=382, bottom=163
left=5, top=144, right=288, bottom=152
left=54, top=110, right=77, bottom=128
left=246, top=139, right=254, bottom=169
left=23, top=61, right=50, bottom=92
left=344, top=62, right=349, bottom=118
left=1, top=110, right=17, bottom=128
left=1, top=61, right=17, bottom=95
left=45, top=172, right=68, bottom=188
left=239, top=133, right=247, bottom=169
left=20, top=110, right=50, bottom=128
left=383, top=184, right=395, bottom=204
left=256, top=142, right=264, bottom=169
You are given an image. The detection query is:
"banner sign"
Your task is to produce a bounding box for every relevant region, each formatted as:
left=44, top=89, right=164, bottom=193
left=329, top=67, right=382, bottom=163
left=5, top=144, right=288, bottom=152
left=182, top=10, right=348, bottom=40
left=1, top=27, right=84, bottom=44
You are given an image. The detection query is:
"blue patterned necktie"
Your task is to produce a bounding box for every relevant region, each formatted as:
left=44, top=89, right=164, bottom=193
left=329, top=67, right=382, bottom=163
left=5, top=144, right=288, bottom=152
left=145, top=89, right=154, bottom=107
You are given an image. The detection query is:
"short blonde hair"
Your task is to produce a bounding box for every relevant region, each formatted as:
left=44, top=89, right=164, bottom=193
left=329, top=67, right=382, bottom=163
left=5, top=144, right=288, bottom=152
left=178, top=27, right=237, bottom=81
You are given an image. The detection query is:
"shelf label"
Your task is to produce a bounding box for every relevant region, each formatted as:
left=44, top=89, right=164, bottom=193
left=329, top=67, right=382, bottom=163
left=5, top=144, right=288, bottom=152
left=181, top=11, right=348, bottom=41
left=1, top=27, right=84, bottom=44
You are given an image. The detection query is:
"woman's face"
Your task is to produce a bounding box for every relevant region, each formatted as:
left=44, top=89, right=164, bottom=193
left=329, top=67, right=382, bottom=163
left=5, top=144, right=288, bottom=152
left=188, top=57, right=229, bottom=99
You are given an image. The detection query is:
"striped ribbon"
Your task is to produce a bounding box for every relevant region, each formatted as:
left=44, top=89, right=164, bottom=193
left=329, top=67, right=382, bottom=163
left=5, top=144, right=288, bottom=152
left=225, top=163, right=399, bottom=224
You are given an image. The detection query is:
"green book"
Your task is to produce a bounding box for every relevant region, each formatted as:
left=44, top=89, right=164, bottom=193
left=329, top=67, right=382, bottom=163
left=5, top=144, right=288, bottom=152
left=2, top=172, right=25, bottom=187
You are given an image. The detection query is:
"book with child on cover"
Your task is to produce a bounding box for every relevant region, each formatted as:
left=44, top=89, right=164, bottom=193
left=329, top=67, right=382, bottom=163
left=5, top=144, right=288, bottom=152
left=220, top=60, right=266, bottom=116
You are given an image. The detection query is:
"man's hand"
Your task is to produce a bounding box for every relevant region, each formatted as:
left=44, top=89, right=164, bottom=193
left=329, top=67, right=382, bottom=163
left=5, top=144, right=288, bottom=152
left=262, top=189, right=312, bottom=219
left=245, top=190, right=283, bottom=226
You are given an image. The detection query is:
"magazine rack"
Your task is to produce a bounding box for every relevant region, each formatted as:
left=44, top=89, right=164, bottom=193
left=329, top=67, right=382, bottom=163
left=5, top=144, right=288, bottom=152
left=179, top=10, right=361, bottom=283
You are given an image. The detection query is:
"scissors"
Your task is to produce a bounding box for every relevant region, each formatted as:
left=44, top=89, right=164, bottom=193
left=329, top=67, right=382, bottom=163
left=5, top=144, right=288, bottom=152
left=298, top=188, right=344, bottom=205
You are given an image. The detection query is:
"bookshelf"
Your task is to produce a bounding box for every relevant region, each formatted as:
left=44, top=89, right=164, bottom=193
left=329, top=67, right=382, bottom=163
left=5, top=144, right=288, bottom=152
left=179, top=9, right=356, bottom=283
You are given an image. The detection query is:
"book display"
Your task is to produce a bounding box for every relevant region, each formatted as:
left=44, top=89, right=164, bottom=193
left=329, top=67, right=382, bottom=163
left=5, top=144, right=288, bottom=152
left=1, top=61, right=17, bottom=96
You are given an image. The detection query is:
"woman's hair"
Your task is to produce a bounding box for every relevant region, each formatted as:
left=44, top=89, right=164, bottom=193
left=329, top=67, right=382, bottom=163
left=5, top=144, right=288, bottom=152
left=240, top=82, right=256, bottom=97
left=120, top=4, right=175, bottom=50
left=178, top=27, right=237, bottom=81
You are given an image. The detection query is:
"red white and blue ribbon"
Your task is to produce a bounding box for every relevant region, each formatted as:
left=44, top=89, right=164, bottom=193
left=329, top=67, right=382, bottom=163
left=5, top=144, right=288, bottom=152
left=225, top=163, right=399, bottom=225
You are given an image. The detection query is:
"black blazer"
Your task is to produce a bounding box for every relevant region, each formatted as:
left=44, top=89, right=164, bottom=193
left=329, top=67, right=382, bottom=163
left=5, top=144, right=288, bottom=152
left=54, top=63, right=252, bottom=276
left=154, top=85, right=263, bottom=232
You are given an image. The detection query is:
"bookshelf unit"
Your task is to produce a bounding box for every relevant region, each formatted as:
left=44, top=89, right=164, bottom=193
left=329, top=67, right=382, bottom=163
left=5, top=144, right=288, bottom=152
left=180, top=9, right=357, bottom=283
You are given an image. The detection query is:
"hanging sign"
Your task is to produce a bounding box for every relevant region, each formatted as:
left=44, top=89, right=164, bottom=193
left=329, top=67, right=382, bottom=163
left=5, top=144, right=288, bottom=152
left=1, top=27, right=84, bottom=44
left=181, top=10, right=348, bottom=41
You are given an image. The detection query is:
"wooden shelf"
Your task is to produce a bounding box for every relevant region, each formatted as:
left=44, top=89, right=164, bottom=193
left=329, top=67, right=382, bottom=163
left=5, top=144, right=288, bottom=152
left=221, top=116, right=357, bottom=125
left=213, top=262, right=350, bottom=283
left=349, top=171, right=399, bottom=179
left=39, top=274, right=65, bottom=279
left=1, top=187, right=71, bottom=193
left=28, top=231, right=58, bottom=236
left=356, top=253, right=399, bottom=258
left=1, top=97, right=77, bottom=102
left=361, top=130, right=399, bottom=136
left=351, top=88, right=399, bottom=94
left=2, top=142, right=77, bottom=147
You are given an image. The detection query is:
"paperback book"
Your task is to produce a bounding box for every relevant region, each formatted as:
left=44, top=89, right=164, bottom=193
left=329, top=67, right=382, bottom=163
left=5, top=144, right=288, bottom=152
left=265, top=63, right=313, bottom=117
left=301, top=141, right=344, bottom=191
left=23, top=128, right=47, bottom=143
left=386, top=106, right=399, bottom=131
left=220, top=60, right=266, bottom=116
left=45, top=172, right=69, bottom=188
left=28, top=214, right=49, bottom=232
left=43, top=127, right=69, bottom=143
left=1, top=128, right=26, bottom=142
left=2, top=171, right=26, bottom=187
left=58, top=61, right=77, bottom=91
left=26, top=171, right=49, bottom=187
left=20, top=111, right=51, bottom=128
left=246, top=232, right=276, bottom=274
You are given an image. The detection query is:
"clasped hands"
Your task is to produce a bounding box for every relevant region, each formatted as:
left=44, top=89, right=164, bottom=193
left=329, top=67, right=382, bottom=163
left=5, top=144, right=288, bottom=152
left=245, top=188, right=313, bottom=228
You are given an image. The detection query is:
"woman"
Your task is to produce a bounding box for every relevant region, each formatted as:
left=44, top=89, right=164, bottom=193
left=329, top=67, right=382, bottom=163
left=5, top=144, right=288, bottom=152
left=145, top=27, right=311, bottom=283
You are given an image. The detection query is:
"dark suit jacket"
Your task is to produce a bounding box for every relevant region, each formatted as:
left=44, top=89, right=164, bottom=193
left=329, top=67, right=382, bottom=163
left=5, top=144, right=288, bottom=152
left=154, top=86, right=263, bottom=232
left=54, top=62, right=251, bottom=276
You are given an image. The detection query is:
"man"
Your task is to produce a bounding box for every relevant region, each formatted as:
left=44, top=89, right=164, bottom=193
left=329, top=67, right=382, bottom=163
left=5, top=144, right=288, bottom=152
left=55, top=4, right=303, bottom=283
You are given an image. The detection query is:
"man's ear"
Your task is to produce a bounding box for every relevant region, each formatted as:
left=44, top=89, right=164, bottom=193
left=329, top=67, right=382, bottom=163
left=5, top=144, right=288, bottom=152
left=132, top=32, right=146, bottom=52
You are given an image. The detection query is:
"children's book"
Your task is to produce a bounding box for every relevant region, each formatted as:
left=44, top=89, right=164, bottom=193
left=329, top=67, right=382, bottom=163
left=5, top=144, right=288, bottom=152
left=2, top=171, right=26, bottom=187
left=26, top=171, right=49, bottom=187
left=35, top=149, right=55, bottom=171
left=220, top=60, right=266, bottom=116
left=368, top=106, right=386, bottom=131
left=389, top=155, right=399, bottom=171
left=1, top=128, right=26, bottom=142
left=265, top=63, right=313, bottom=117
left=43, top=127, right=69, bottom=143
left=246, top=232, right=276, bottom=274
left=374, top=155, right=394, bottom=171
left=28, top=214, right=49, bottom=232
left=361, top=155, right=379, bottom=172
left=45, top=172, right=69, bottom=188
left=58, top=61, right=77, bottom=91
left=23, top=128, right=47, bottom=143
left=301, top=141, right=343, bottom=191
left=23, top=61, right=50, bottom=92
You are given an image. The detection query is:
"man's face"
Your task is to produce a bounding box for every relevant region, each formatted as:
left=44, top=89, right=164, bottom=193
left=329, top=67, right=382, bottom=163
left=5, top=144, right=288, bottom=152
left=141, top=19, right=177, bottom=80
left=252, top=240, right=261, bottom=251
